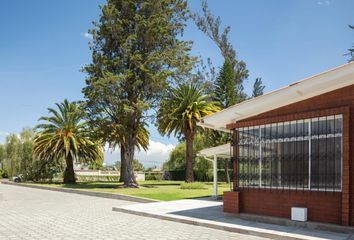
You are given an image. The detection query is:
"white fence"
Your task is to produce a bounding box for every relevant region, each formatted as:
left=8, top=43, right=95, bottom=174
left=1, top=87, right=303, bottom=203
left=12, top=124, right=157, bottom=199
left=75, top=170, right=145, bottom=181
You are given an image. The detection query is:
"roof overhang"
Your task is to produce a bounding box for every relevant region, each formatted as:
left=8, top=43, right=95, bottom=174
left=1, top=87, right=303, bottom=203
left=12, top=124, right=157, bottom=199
left=198, top=62, right=354, bottom=132
left=198, top=143, right=232, bottom=158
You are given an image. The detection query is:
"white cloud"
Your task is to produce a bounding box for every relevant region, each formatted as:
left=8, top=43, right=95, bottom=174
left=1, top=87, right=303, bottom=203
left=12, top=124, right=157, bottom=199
left=104, top=139, right=175, bottom=168
left=82, top=32, right=93, bottom=40
left=0, top=131, right=9, bottom=136
left=317, top=0, right=331, bottom=6
left=144, top=140, right=175, bottom=156
left=0, top=131, right=9, bottom=144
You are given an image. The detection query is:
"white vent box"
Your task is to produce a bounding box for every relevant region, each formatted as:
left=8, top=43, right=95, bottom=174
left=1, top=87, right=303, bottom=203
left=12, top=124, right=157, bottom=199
left=291, top=207, right=307, bottom=222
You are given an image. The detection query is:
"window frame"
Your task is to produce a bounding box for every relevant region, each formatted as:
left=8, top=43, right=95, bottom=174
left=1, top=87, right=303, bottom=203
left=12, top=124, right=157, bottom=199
left=237, top=114, right=343, bottom=192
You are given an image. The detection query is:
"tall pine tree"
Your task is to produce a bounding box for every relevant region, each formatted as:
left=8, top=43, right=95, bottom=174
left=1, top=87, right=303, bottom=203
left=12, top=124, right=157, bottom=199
left=347, top=25, right=354, bottom=62
left=252, top=78, right=265, bottom=97
left=193, top=1, right=251, bottom=183
left=193, top=0, right=249, bottom=98
left=83, top=0, right=194, bottom=187
left=215, top=59, right=236, bottom=108
left=212, top=59, right=237, bottom=183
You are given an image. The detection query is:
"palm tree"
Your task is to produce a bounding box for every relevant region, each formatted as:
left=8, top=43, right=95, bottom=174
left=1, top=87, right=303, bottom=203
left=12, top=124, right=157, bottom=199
left=33, top=99, right=103, bottom=184
left=157, top=83, right=220, bottom=182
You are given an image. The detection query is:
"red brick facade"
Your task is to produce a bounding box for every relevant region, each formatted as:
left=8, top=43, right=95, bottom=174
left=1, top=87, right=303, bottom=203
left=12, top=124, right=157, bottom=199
left=224, top=84, right=354, bottom=226
left=223, top=191, right=240, bottom=214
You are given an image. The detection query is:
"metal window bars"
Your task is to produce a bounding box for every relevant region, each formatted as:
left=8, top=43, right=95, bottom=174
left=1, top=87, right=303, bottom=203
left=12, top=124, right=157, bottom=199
left=235, top=114, right=342, bottom=192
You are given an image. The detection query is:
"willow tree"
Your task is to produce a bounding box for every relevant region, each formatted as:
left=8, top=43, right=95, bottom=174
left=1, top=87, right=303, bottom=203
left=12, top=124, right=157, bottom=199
left=83, top=0, right=194, bottom=187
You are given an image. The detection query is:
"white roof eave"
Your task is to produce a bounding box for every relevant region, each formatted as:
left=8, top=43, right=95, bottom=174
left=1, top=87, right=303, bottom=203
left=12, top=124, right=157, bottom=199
left=198, top=143, right=232, bottom=158
left=200, top=62, right=354, bottom=131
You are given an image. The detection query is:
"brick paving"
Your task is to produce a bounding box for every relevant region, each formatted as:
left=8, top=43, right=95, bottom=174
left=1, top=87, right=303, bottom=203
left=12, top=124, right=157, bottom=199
left=0, top=183, right=267, bottom=240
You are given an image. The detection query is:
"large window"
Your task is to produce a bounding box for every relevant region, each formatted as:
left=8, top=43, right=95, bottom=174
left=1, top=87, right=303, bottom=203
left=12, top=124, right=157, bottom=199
left=237, top=115, right=342, bottom=191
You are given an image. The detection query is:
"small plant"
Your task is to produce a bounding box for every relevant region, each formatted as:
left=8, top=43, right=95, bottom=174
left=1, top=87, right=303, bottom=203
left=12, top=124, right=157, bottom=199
left=145, top=173, right=163, bottom=181
left=180, top=182, right=206, bottom=190
left=76, top=175, right=119, bottom=182
left=0, top=169, right=8, bottom=179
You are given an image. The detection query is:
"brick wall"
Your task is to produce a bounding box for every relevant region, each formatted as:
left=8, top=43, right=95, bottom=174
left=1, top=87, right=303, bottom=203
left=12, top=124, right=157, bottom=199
left=225, top=84, right=354, bottom=225
left=223, top=189, right=342, bottom=224
left=223, top=191, right=240, bottom=214
left=239, top=190, right=342, bottom=224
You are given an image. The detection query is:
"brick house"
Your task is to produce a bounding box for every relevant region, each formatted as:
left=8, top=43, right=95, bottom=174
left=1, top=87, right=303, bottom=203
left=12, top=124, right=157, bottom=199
left=199, top=62, right=354, bottom=226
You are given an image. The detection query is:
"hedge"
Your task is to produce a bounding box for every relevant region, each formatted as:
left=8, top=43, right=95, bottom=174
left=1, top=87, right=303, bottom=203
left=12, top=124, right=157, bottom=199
left=76, top=175, right=119, bottom=182
left=164, top=170, right=233, bottom=182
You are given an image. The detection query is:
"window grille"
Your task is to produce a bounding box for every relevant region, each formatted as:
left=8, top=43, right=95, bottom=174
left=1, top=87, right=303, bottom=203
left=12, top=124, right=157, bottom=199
left=236, top=115, right=342, bottom=192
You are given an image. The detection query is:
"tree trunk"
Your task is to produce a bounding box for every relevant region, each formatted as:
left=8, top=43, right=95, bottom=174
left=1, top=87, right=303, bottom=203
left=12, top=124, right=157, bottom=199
left=63, top=154, right=76, bottom=184
left=122, top=133, right=138, bottom=187
left=119, top=144, right=126, bottom=182
left=224, top=159, right=230, bottom=184
left=185, top=131, right=194, bottom=183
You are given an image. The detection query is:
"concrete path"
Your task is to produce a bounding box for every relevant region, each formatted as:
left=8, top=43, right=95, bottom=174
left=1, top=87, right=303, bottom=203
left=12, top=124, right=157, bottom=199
left=113, top=199, right=353, bottom=240
left=0, top=183, right=267, bottom=240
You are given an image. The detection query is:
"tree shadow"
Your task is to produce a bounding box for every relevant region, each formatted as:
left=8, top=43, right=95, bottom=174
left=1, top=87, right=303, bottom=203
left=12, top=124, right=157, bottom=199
left=61, top=182, right=120, bottom=189
left=59, top=182, right=181, bottom=189
left=140, top=183, right=181, bottom=188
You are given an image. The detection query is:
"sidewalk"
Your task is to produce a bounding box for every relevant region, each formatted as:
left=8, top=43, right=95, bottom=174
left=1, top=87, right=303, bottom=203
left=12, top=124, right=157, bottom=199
left=112, top=198, right=353, bottom=240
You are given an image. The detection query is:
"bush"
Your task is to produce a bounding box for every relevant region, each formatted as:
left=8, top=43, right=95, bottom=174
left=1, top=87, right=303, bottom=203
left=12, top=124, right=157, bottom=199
left=164, top=170, right=185, bottom=181
left=194, top=169, right=213, bottom=182
left=165, top=170, right=233, bottom=182
left=0, top=169, right=8, bottom=178
left=76, top=175, right=119, bottom=182
left=216, top=170, right=233, bottom=183
left=145, top=173, right=163, bottom=181
left=180, top=182, right=206, bottom=190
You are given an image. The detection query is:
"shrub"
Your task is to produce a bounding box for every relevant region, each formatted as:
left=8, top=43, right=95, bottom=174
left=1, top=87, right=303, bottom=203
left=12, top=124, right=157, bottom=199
left=162, top=170, right=235, bottom=182
left=216, top=170, right=234, bottom=183
left=76, top=175, right=119, bottom=182
left=0, top=169, right=8, bottom=179
left=164, top=170, right=184, bottom=181
left=180, top=182, right=206, bottom=190
left=145, top=173, right=163, bottom=181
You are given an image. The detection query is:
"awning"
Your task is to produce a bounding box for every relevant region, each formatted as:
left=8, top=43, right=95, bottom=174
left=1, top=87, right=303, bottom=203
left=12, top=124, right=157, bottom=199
left=197, top=143, right=233, bottom=199
left=198, top=62, right=354, bottom=132
left=198, top=143, right=232, bottom=158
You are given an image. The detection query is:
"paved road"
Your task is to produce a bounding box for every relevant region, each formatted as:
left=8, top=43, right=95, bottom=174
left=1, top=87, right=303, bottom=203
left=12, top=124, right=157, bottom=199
left=0, top=184, right=267, bottom=240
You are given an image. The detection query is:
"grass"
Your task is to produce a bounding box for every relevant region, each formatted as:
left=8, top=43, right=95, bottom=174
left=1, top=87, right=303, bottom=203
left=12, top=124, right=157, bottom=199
left=25, top=180, right=231, bottom=201
left=180, top=182, right=207, bottom=189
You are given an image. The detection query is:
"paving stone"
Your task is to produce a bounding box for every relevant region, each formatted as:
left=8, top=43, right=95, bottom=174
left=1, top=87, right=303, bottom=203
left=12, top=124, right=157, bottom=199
left=0, top=183, right=267, bottom=240
left=114, top=198, right=352, bottom=240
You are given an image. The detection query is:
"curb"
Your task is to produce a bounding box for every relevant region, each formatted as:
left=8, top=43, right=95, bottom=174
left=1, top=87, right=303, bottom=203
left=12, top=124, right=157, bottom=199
left=1, top=181, right=158, bottom=203
left=237, top=213, right=354, bottom=235
left=112, top=207, right=308, bottom=240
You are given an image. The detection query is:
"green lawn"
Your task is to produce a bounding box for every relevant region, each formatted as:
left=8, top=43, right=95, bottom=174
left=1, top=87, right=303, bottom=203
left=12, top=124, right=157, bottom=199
left=26, top=180, right=231, bottom=201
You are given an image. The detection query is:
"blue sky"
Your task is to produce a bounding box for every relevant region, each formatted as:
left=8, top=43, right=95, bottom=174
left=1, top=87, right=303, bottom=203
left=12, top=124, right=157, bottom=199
left=0, top=0, right=353, bottom=166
